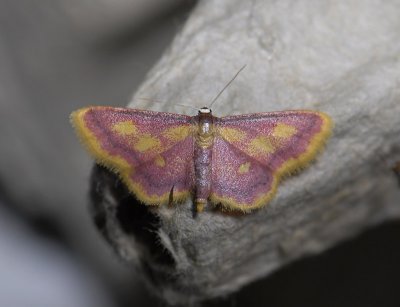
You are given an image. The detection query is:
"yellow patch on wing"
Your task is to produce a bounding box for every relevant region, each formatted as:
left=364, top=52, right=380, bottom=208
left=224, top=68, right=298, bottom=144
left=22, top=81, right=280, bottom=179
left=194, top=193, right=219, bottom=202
left=154, top=155, right=166, bottom=167
left=272, top=123, right=297, bottom=138
left=112, top=121, right=137, bottom=135
left=248, top=136, right=275, bottom=155
left=70, top=107, right=192, bottom=206
left=238, top=162, right=251, bottom=174
left=210, top=111, right=333, bottom=213
left=218, top=127, right=247, bottom=143
left=134, top=134, right=161, bottom=152
left=162, top=126, right=191, bottom=142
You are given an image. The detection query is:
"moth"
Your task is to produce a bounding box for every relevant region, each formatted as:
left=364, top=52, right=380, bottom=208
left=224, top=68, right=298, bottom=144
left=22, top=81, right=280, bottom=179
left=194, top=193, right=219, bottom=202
left=71, top=105, right=332, bottom=212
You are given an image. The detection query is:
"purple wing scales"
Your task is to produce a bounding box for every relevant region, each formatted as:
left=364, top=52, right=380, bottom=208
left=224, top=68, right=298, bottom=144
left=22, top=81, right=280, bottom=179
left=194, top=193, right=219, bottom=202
left=71, top=106, right=195, bottom=205
left=211, top=110, right=332, bottom=211
left=210, top=137, right=274, bottom=210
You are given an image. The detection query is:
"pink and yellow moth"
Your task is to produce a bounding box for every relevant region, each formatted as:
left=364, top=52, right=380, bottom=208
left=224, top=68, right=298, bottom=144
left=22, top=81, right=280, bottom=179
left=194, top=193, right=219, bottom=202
left=71, top=105, right=332, bottom=213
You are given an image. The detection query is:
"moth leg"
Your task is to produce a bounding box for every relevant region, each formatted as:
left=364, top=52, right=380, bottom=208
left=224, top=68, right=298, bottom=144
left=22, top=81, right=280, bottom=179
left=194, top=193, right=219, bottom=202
left=195, top=198, right=207, bottom=213
left=168, top=186, right=175, bottom=207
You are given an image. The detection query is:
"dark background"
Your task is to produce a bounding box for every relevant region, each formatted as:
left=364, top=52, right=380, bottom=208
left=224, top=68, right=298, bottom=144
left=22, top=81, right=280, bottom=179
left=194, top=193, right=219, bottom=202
left=0, top=1, right=399, bottom=306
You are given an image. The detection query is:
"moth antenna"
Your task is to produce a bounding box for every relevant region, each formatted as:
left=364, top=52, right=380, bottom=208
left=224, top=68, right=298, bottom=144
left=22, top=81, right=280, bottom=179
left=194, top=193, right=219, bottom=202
left=138, top=97, right=199, bottom=111
left=138, top=97, right=165, bottom=104
left=174, top=103, right=199, bottom=111
left=209, top=64, right=247, bottom=108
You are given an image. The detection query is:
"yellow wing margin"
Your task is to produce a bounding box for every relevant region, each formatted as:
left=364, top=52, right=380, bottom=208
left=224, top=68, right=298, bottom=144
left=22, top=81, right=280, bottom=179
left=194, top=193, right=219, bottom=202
left=70, top=107, right=192, bottom=206
left=210, top=111, right=333, bottom=212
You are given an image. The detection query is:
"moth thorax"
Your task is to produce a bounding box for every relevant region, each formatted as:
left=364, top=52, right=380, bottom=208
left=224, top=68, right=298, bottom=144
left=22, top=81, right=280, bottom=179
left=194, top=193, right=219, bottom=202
left=197, top=109, right=214, bottom=147
left=201, top=122, right=211, bottom=134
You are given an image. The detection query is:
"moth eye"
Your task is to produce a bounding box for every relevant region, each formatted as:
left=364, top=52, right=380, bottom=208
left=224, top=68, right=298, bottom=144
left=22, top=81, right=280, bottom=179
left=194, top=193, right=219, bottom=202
left=199, top=107, right=211, bottom=114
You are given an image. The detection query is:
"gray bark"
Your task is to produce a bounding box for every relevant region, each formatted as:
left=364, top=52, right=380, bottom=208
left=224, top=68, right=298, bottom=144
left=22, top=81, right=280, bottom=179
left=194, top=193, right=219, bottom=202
left=90, top=0, right=400, bottom=305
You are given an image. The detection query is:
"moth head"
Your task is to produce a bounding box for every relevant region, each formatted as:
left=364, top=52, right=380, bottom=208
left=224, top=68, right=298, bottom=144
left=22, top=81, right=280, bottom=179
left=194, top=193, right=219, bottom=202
left=199, top=107, right=212, bottom=115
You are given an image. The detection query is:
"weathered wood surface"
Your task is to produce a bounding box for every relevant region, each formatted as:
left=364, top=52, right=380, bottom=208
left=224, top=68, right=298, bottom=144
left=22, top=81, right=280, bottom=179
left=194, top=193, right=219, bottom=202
left=91, top=0, right=400, bottom=305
